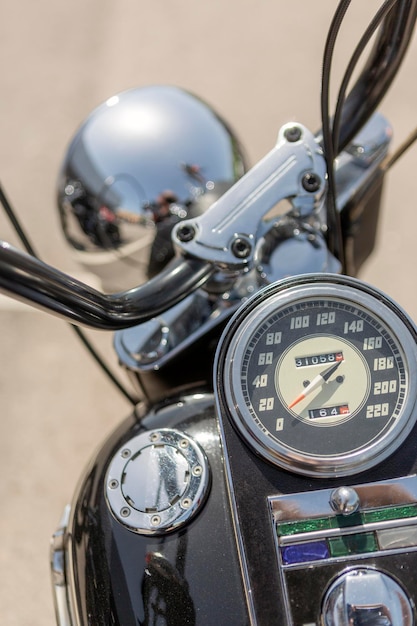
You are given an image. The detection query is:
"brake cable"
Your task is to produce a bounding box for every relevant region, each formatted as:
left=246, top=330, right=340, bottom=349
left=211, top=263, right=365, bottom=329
left=320, top=0, right=351, bottom=273
left=321, top=0, right=417, bottom=272
left=381, top=125, right=417, bottom=170
left=332, top=0, right=399, bottom=156
left=0, top=183, right=138, bottom=406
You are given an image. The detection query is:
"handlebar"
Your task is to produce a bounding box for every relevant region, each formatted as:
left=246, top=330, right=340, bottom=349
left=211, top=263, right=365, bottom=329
left=1, top=2, right=416, bottom=328
left=0, top=241, right=214, bottom=329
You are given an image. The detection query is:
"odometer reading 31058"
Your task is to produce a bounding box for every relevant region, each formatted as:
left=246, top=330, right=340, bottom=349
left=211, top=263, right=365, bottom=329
left=219, top=277, right=417, bottom=477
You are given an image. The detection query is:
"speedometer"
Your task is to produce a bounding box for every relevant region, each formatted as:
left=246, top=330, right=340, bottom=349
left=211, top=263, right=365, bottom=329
left=216, top=275, right=417, bottom=477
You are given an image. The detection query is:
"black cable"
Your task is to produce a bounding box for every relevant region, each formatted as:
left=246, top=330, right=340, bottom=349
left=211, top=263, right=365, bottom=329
left=71, top=325, right=138, bottom=405
left=0, top=182, right=137, bottom=406
left=331, top=0, right=417, bottom=173
left=321, top=0, right=351, bottom=272
left=381, top=125, right=417, bottom=170
left=0, top=184, right=39, bottom=257
left=334, top=0, right=417, bottom=153
left=332, top=0, right=398, bottom=156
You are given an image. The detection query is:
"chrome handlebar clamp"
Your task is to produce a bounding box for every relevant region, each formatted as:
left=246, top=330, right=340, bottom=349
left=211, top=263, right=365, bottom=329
left=173, top=123, right=327, bottom=270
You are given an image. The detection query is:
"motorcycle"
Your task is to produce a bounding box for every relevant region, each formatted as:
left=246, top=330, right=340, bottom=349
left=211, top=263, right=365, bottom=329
left=1, top=1, right=417, bottom=624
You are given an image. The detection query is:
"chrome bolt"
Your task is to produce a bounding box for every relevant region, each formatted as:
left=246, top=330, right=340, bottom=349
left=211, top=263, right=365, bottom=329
left=330, top=486, right=360, bottom=516
left=151, top=515, right=161, bottom=526
left=121, top=449, right=131, bottom=459
left=192, top=465, right=202, bottom=477
left=149, top=432, right=160, bottom=443
left=109, top=479, right=119, bottom=489
left=181, top=498, right=192, bottom=509
left=284, top=126, right=302, bottom=142
left=120, top=507, right=131, bottom=518
left=231, top=237, right=252, bottom=259
left=302, top=172, right=321, bottom=193
left=176, top=224, right=196, bottom=243
left=179, top=439, right=189, bottom=449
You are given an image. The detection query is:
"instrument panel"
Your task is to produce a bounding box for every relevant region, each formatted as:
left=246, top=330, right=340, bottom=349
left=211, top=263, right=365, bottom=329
left=216, top=274, right=417, bottom=477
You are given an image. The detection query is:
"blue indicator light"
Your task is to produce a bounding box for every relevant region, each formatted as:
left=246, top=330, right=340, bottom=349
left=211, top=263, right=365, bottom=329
left=281, top=541, right=329, bottom=565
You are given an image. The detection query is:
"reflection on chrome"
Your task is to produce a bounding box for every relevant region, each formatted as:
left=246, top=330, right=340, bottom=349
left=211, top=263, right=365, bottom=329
left=57, top=85, right=247, bottom=291
left=106, top=429, right=211, bottom=534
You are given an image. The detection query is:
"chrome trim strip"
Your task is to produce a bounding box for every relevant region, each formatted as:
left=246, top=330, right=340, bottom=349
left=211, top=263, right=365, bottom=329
left=278, top=515, right=417, bottom=545
left=280, top=544, right=417, bottom=571
left=270, top=474, right=417, bottom=522
left=50, top=505, right=73, bottom=626
left=215, top=411, right=258, bottom=626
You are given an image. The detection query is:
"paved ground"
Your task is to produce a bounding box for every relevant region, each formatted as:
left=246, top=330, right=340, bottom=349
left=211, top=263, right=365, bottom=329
left=1, top=2, right=417, bottom=623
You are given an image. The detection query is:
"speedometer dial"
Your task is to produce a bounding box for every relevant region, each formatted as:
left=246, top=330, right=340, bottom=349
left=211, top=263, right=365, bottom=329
left=217, top=275, right=417, bottom=477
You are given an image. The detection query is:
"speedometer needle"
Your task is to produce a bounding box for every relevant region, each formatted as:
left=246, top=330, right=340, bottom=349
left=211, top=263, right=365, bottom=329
left=288, top=360, right=343, bottom=409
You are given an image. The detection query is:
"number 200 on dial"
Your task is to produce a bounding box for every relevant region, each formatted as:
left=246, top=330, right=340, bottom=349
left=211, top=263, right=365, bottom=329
left=219, top=276, right=417, bottom=477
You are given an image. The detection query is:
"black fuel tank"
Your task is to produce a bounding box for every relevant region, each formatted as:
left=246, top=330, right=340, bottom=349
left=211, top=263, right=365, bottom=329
left=65, top=392, right=249, bottom=625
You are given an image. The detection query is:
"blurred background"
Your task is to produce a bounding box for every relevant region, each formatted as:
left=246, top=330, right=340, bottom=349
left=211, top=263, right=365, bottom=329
left=1, top=1, right=417, bottom=623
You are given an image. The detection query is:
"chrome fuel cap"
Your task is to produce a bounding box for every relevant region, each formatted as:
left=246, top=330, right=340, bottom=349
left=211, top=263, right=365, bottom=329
left=322, top=567, right=414, bottom=626
left=105, top=429, right=210, bottom=534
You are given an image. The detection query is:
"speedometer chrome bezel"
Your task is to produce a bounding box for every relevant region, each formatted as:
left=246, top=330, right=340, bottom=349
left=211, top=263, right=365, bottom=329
left=216, top=275, right=417, bottom=477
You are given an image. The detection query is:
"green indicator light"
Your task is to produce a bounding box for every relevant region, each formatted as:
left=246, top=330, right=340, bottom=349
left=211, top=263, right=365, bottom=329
left=329, top=532, right=378, bottom=557
left=277, top=517, right=332, bottom=536
left=332, top=512, right=364, bottom=529
left=364, top=504, right=417, bottom=524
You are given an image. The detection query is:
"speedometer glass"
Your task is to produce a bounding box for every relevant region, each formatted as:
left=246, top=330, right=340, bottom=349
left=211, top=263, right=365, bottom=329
left=217, top=275, right=417, bottom=477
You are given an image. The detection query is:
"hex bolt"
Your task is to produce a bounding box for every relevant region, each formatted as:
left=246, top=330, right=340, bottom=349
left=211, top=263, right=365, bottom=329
left=284, top=126, right=302, bottom=142
left=176, top=224, right=196, bottom=242
left=302, top=172, right=321, bottom=193
left=231, top=237, right=252, bottom=259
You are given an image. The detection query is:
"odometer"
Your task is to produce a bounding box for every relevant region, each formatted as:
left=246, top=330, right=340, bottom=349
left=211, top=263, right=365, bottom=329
left=295, top=351, right=343, bottom=368
left=216, top=275, right=417, bottom=477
